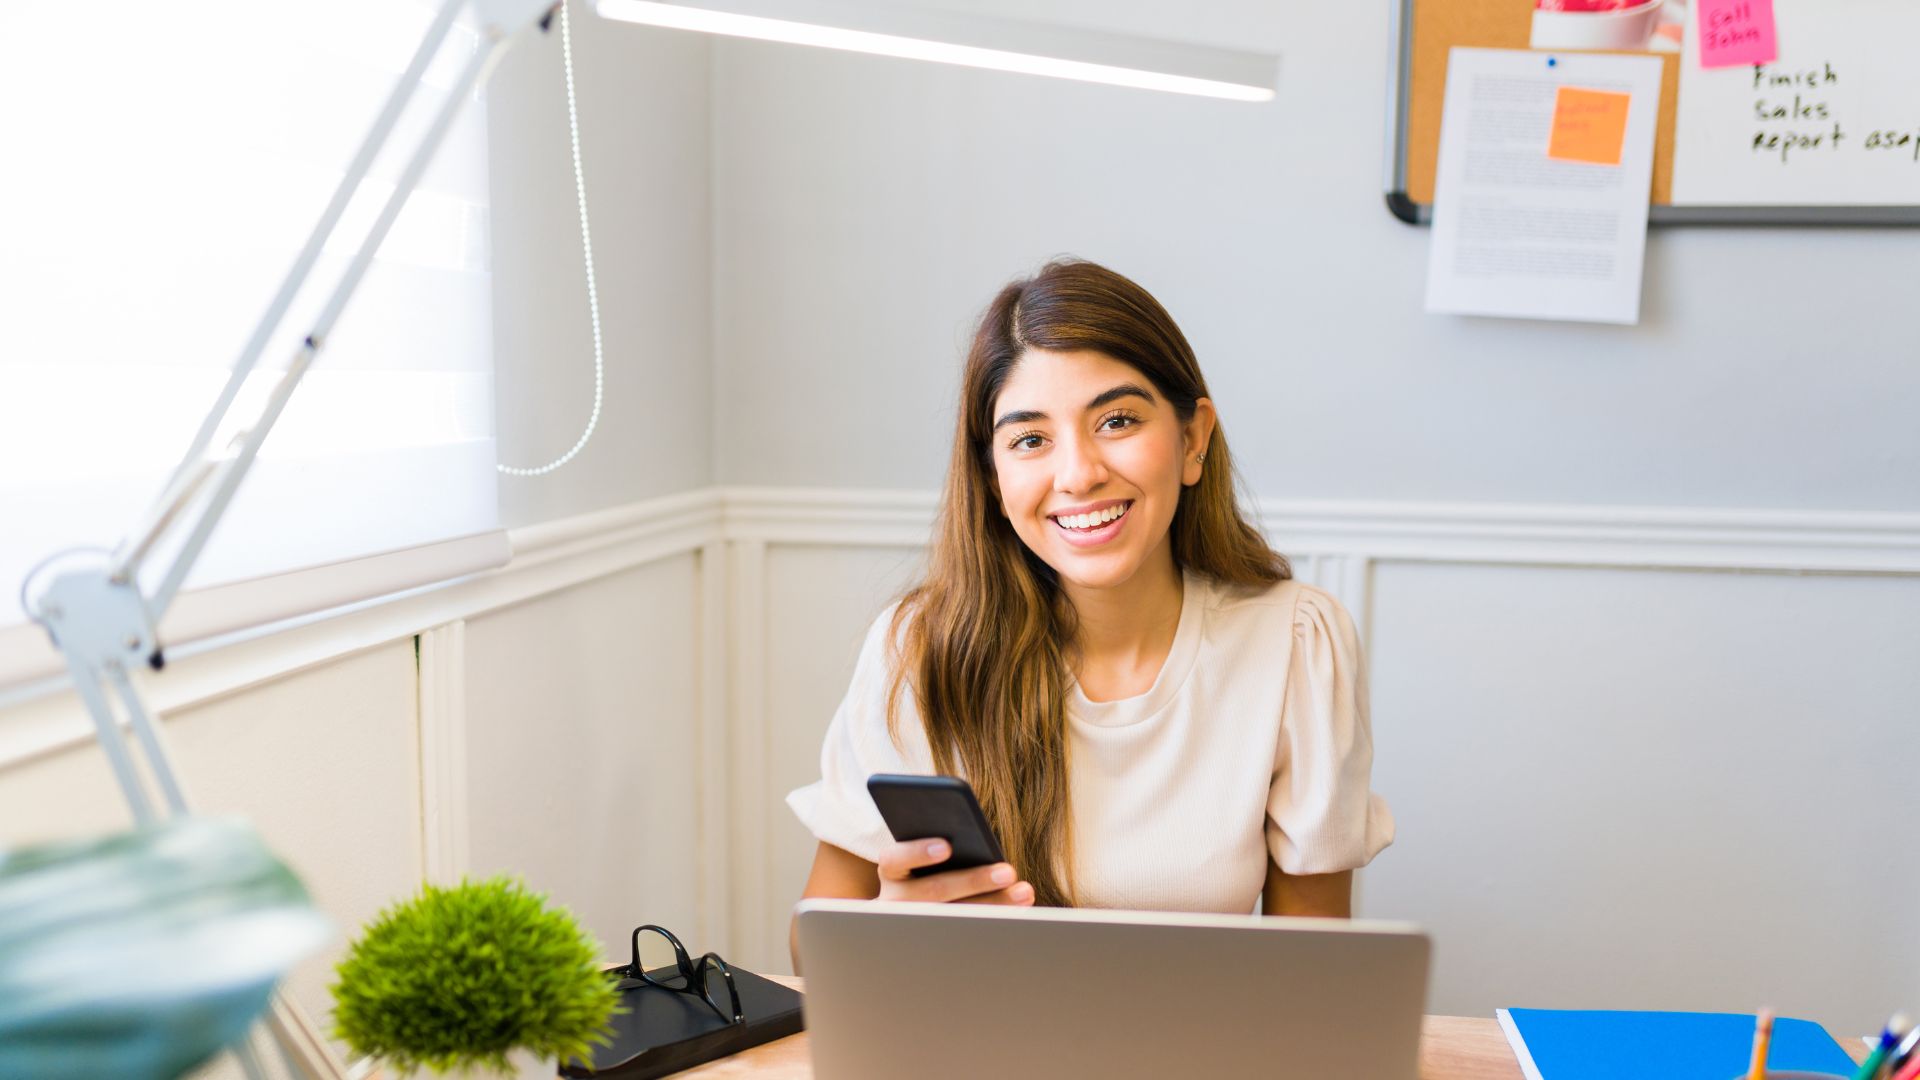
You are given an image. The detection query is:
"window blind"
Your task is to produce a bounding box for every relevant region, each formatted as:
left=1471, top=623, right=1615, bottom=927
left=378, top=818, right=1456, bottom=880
left=0, top=0, right=510, bottom=688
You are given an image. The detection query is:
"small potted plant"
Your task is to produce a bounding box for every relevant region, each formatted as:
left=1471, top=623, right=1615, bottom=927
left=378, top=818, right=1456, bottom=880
left=331, top=876, right=620, bottom=1075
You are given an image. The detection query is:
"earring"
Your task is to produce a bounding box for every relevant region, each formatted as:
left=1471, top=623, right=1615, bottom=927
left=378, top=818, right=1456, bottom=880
left=1195, top=453, right=1207, bottom=464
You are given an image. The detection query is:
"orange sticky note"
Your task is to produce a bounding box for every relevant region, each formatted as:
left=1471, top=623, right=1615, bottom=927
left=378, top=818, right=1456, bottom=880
left=1547, top=86, right=1632, bottom=166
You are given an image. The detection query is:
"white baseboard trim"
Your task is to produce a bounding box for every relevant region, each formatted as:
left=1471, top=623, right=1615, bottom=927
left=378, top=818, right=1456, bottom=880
left=721, top=486, right=1920, bottom=574
left=1260, top=498, right=1920, bottom=574
left=721, top=486, right=939, bottom=548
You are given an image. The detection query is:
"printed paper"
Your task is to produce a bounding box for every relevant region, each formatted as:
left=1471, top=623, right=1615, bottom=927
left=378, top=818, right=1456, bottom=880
left=1425, top=47, right=1665, bottom=325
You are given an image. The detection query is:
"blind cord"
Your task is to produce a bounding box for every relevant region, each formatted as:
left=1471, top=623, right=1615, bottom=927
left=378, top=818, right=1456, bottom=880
left=498, top=0, right=603, bottom=477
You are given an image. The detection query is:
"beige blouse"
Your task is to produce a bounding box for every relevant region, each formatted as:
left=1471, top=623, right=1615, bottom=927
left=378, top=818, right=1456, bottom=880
left=787, top=571, right=1395, bottom=912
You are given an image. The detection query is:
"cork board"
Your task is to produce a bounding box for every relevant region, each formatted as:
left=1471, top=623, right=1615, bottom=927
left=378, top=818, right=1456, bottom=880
left=1403, top=0, right=1682, bottom=205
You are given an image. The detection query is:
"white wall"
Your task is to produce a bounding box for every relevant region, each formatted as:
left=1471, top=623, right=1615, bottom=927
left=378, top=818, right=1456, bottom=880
left=1363, top=562, right=1920, bottom=1026
left=464, top=554, right=710, bottom=954
left=709, top=1, right=1918, bottom=511
left=490, top=1, right=714, bottom=527
left=754, top=544, right=924, bottom=966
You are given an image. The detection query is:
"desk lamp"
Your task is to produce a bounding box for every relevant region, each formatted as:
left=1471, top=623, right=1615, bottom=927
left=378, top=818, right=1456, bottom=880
left=17, top=1, right=1276, bottom=1075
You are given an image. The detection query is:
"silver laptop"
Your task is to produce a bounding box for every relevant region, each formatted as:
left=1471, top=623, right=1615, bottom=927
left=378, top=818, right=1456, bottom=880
left=794, top=899, right=1430, bottom=1079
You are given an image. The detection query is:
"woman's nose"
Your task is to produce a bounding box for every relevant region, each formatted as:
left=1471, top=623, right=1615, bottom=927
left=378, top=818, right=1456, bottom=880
left=1053, top=435, right=1108, bottom=493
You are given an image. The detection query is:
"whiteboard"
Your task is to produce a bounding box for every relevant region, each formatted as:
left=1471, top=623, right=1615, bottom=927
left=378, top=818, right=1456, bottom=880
left=1672, top=0, right=1920, bottom=205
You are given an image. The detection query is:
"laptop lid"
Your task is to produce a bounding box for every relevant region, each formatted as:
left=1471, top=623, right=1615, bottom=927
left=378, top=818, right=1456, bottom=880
left=794, top=899, right=1431, bottom=1080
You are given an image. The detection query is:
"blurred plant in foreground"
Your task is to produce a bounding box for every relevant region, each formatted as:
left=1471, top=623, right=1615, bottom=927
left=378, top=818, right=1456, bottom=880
left=0, top=817, right=329, bottom=1079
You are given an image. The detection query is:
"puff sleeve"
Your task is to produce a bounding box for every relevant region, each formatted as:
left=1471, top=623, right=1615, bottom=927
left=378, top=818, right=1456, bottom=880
left=1264, top=586, right=1395, bottom=875
left=785, top=605, right=935, bottom=864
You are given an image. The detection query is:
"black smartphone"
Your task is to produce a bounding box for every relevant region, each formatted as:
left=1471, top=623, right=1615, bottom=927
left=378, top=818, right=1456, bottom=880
left=865, top=773, right=1006, bottom=878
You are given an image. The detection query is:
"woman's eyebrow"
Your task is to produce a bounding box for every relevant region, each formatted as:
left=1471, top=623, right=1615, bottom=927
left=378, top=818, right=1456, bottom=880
left=992, top=408, right=1046, bottom=433
left=1086, top=383, right=1156, bottom=410
left=992, top=384, right=1156, bottom=433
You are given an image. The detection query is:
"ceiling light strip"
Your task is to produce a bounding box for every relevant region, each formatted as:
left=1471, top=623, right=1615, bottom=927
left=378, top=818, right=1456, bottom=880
left=594, top=0, right=1275, bottom=102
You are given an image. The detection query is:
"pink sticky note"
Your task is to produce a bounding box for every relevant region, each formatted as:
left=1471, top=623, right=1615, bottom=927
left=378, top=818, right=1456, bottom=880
left=1698, top=0, right=1778, bottom=68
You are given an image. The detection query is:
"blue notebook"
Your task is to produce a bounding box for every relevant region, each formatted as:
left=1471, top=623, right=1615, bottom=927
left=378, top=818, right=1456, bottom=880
left=1497, top=1008, right=1859, bottom=1080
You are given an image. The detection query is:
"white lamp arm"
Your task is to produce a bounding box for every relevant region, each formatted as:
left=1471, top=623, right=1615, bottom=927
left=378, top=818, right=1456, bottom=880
left=21, top=5, right=558, bottom=1074
left=32, top=0, right=557, bottom=673
left=31, top=0, right=557, bottom=804
left=28, top=0, right=556, bottom=815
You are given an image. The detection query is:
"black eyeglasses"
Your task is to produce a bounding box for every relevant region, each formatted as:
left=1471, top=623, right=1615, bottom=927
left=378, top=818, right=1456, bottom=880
left=609, top=924, right=745, bottom=1026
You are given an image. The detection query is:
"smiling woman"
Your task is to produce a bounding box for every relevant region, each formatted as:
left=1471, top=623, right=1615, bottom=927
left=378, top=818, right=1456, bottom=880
left=784, top=261, right=1394, bottom=955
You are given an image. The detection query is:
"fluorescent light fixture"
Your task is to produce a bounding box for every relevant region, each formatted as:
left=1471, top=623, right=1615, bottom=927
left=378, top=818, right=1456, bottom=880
left=593, top=0, right=1278, bottom=102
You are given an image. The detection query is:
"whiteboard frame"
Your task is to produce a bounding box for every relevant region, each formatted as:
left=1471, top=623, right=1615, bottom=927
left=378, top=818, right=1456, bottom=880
left=1383, top=0, right=1920, bottom=226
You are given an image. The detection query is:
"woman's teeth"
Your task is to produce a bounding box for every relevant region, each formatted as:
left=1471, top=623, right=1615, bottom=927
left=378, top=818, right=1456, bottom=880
left=1056, top=503, right=1129, bottom=530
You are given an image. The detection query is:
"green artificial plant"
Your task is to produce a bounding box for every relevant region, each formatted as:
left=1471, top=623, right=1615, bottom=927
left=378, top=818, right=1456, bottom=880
left=331, top=874, right=620, bottom=1075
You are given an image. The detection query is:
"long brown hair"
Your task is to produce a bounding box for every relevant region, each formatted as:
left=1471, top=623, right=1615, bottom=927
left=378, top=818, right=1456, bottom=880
left=887, top=259, right=1287, bottom=906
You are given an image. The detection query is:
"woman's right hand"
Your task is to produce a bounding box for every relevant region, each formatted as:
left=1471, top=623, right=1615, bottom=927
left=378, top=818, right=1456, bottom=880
left=874, top=839, right=1036, bottom=905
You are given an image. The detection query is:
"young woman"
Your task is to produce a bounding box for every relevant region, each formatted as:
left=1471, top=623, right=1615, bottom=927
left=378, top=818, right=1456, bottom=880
left=787, top=260, right=1392, bottom=960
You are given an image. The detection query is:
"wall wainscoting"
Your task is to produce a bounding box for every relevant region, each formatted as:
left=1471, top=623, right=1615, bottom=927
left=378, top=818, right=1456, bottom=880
left=2, top=488, right=1915, bottom=1007
left=710, top=489, right=1920, bottom=976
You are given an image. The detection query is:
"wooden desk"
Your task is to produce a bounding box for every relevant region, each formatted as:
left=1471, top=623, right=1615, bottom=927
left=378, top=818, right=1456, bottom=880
left=672, top=976, right=1526, bottom=1079
left=671, top=979, right=1871, bottom=1078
